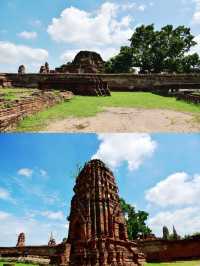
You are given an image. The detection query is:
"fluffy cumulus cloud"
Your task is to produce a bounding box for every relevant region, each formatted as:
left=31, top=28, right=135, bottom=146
left=0, top=211, right=67, bottom=246
left=17, top=168, right=33, bottom=177
left=192, top=0, right=200, bottom=24
left=92, top=134, right=157, bottom=171
left=148, top=207, right=200, bottom=237
left=145, top=172, right=200, bottom=207
left=18, top=31, right=38, bottom=40
left=47, top=3, right=133, bottom=46
left=48, top=2, right=138, bottom=61
left=146, top=171, right=200, bottom=236
left=0, top=41, right=48, bottom=72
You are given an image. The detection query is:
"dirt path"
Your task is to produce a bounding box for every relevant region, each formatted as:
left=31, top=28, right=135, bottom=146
left=44, top=107, right=200, bottom=133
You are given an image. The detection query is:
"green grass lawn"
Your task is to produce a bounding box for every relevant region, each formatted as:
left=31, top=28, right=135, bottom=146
left=16, top=92, right=200, bottom=131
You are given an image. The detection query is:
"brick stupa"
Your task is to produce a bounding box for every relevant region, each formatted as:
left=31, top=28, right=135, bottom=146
left=67, top=159, right=145, bottom=266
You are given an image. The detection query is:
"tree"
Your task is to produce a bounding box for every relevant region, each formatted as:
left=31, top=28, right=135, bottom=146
left=105, top=46, right=134, bottom=73
left=120, top=198, right=151, bottom=240
left=105, top=24, right=199, bottom=74
left=172, top=225, right=180, bottom=240
left=162, top=226, right=170, bottom=240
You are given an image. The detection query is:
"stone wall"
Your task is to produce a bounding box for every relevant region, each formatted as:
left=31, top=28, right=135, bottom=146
left=1, top=239, right=200, bottom=264
left=139, top=239, right=200, bottom=262
left=0, top=244, right=71, bottom=266
left=0, top=91, right=73, bottom=131
left=2, top=73, right=200, bottom=92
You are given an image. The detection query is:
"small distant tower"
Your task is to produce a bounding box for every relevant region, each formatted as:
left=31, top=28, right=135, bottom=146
left=45, top=62, right=50, bottom=73
left=18, top=65, right=25, bottom=75
left=48, top=232, right=56, bottom=247
left=16, top=232, right=25, bottom=247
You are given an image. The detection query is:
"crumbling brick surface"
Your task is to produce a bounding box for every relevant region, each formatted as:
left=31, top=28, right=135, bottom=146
left=139, top=238, right=200, bottom=262
left=67, top=159, right=145, bottom=266
left=0, top=91, right=73, bottom=131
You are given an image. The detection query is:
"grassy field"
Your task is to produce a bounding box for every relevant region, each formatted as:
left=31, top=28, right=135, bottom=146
left=16, top=92, right=200, bottom=131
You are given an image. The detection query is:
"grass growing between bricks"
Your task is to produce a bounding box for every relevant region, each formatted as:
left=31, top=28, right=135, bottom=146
left=16, top=92, right=200, bottom=131
left=0, top=88, right=37, bottom=102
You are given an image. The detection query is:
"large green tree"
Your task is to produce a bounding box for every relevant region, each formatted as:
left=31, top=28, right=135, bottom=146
left=130, top=24, right=199, bottom=73
left=120, top=198, right=151, bottom=240
left=104, top=46, right=134, bottom=73
left=105, top=24, right=200, bottom=73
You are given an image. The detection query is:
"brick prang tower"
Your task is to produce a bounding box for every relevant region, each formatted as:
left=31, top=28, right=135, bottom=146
left=16, top=233, right=25, bottom=247
left=67, top=159, right=145, bottom=266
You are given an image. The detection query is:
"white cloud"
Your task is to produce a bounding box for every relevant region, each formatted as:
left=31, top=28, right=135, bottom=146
left=47, top=2, right=133, bottom=47
left=0, top=212, right=66, bottom=246
left=0, top=188, right=14, bottom=203
left=18, top=31, right=37, bottom=40
left=192, top=0, right=200, bottom=24
left=92, top=134, right=157, bottom=171
left=18, top=168, right=33, bottom=177
left=148, top=207, right=200, bottom=237
left=146, top=172, right=200, bottom=207
left=0, top=41, right=48, bottom=72
left=40, top=211, right=64, bottom=221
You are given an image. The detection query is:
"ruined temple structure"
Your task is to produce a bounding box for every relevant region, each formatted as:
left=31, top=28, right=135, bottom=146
left=67, top=159, right=145, bottom=266
left=39, top=62, right=50, bottom=74
left=18, top=65, right=25, bottom=75
left=39, top=75, right=111, bottom=96
left=48, top=233, right=57, bottom=247
left=55, top=51, right=105, bottom=74
left=16, top=233, right=25, bottom=247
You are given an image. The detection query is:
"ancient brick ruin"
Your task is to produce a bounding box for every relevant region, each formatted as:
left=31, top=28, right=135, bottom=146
left=67, top=159, right=145, bottom=266
left=0, top=91, right=73, bottom=131
left=1, top=160, right=200, bottom=264
left=16, top=233, right=25, bottom=248
left=38, top=75, right=110, bottom=96
left=55, top=51, right=105, bottom=74
left=48, top=233, right=56, bottom=247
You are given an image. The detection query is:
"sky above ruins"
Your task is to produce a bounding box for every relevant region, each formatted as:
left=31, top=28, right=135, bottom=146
left=0, top=133, right=200, bottom=246
left=1, top=0, right=200, bottom=72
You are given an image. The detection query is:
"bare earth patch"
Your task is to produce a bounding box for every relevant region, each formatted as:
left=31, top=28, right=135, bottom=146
left=44, top=107, right=200, bottom=133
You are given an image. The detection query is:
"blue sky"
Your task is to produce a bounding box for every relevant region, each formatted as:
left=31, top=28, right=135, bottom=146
left=0, top=133, right=200, bottom=246
left=1, top=0, right=200, bottom=72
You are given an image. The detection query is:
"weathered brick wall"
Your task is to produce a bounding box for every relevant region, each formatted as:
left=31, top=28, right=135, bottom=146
left=139, top=239, right=200, bottom=262
left=0, top=91, right=73, bottom=132
left=0, top=243, right=71, bottom=265
left=1, top=239, right=200, bottom=263
left=2, top=73, right=200, bottom=91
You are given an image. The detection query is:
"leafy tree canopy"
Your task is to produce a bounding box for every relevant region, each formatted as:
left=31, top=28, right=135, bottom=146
left=120, top=198, right=151, bottom=240
left=105, top=24, right=200, bottom=74
left=104, top=46, right=134, bottom=73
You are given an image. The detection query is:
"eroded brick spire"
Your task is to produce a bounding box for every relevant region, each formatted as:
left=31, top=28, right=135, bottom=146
left=67, top=159, right=145, bottom=266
